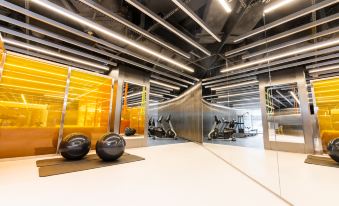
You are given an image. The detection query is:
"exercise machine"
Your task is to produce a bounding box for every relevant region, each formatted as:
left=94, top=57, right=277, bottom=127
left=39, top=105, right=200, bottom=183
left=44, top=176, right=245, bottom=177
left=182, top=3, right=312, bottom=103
left=149, top=115, right=177, bottom=140
left=207, top=115, right=236, bottom=141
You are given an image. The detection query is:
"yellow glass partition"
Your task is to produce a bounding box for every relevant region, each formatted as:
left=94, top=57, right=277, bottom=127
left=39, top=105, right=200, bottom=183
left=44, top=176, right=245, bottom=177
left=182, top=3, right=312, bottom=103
left=0, top=53, right=68, bottom=158
left=0, top=52, right=114, bottom=158
left=313, top=77, right=339, bottom=151
left=63, top=70, right=113, bottom=149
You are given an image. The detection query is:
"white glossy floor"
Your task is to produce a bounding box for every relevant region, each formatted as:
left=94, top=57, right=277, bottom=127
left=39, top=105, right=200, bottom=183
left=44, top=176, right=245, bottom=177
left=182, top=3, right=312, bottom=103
left=204, top=143, right=339, bottom=206
left=0, top=143, right=288, bottom=206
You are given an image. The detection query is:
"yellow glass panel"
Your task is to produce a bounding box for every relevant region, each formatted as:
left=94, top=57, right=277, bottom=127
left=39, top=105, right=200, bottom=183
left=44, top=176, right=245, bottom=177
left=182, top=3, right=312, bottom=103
left=63, top=70, right=112, bottom=149
left=0, top=53, right=68, bottom=158
left=313, top=76, right=339, bottom=151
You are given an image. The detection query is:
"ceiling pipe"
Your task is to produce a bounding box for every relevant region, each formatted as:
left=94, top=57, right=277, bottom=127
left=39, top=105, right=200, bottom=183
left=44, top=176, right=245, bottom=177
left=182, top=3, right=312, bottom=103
left=125, top=0, right=211, bottom=56
left=233, top=0, right=338, bottom=42
left=222, top=37, right=339, bottom=73
left=79, top=0, right=190, bottom=59
left=203, top=46, right=339, bottom=83
left=150, top=74, right=188, bottom=88
left=3, top=38, right=109, bottom=71
left=0, top=27, right=118, bottom=67
left=226, top=13, right=339, bottom=57
left=242, top=26, right=339, bottom=60
left=29, top=0, right=194, bottom=72
left=0, top=5, right=198, bottom=82
left=170, top=0, right=221, bottom=42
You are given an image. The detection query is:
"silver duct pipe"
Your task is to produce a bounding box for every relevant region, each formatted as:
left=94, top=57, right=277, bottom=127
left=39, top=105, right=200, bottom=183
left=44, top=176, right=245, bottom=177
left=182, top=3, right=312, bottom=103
left=150, top=74, right=189, bottom=88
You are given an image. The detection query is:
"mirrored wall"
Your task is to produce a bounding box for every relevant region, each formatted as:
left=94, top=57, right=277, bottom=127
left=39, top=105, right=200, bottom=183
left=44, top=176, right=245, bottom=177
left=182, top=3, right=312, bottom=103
left=119, top=82, right=146, bottom=138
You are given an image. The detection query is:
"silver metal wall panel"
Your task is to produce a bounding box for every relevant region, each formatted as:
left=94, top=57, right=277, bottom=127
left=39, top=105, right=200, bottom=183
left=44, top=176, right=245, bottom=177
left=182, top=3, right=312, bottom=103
left=111, top=66, right=150, bottom=148
left=258, top=68, right=314, bottom=153
left=149, top=83, right=203, bottom=143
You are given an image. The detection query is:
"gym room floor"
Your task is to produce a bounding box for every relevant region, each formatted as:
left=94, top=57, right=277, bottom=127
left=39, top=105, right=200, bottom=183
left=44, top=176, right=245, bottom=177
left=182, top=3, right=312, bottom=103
left=203, top=134, right=264, bottom=149
left=1, top=142, right=337, bottom=205
left=147, top=136, right=189, bottom=146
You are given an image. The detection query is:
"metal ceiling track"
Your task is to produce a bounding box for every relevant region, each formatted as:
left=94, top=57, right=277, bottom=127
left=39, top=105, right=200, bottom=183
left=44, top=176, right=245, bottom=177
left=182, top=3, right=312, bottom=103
left=242, top=26, right=339, bottom=60
left=233, top=0, right=339, bottom=42
left=225, top=13, right=339, bottom=57
left=0, top=1, right=198, bottom=83
left=150, top=74, right=188, bottom=88
left=306, top=59, right=339, bottom=69
left=78, top=0, right=190, bottom=59
left=203, top=46, right=339, bottom=83
left=5, top=46, right=102, bottom=73
left=0, top=27, right=118, bottom=67
left=170, top=0, right=221, bottom=42
left=125, top=0, right=211, bottom=56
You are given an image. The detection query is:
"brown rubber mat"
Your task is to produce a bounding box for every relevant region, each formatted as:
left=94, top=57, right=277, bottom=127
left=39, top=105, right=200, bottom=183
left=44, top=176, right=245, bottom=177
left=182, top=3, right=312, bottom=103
left=304, top=155, right=339, bottom=168
left=37, top=153, right=144, bottom=177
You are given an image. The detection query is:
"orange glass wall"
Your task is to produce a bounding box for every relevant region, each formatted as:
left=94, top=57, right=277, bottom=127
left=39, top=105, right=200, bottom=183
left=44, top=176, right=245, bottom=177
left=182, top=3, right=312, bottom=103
left=0, top=52, right=114, bottom=158
left=0, top=53, right=68, bottom=158
left=313, top=77, right=339, bottom=151
left=63, top=70, right=112, bottom=149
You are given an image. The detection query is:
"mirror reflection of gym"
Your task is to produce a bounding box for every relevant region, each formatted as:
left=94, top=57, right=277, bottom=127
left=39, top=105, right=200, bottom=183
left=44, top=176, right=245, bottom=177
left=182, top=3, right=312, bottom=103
left=265, top=83, right=305, bottom=144
left=119, top=82, right=146, bottom=138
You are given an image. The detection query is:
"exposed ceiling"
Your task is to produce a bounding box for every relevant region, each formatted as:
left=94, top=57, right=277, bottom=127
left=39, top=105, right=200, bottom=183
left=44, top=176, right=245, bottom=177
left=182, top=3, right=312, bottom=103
left=0, top=0, right=338, bottom=105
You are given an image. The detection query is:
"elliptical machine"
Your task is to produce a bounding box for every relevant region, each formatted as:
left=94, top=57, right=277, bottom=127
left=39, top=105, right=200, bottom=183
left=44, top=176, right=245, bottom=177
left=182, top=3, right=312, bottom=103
left=149, top=115, right=177, bottom=140
left=207, top=115, right=236, bottom=141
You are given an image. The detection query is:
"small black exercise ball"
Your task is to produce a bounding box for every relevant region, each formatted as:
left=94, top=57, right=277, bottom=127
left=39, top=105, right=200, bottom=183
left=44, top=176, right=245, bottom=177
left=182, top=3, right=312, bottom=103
left=96, top=133, right=126, bottom=161
left=60, top=133, right=91, bottom=160
left=327, top=138, right=339, bottom=163
left=125, top=127, right=136, bottom=136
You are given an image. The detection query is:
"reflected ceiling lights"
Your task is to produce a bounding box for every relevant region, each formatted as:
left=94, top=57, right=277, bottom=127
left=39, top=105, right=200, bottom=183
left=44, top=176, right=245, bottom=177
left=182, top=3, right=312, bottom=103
left=150, top=92, right=164, bottom=98
left=30, top=0, right=194, bottom=73
left=309, top=65, right=339, bottom=74
left=211, top=80, right=258, bottom=91
left=3, top=38, right=109, bottom=71
left=264, top=0, right=295, bottom=14
left=217, top=0, right=232, bottom=13
left=171, top=0, right=221, bottom=42
left=150, top=80, right=180, bottom=90
left=289, top=91, right=300, bottom=105
left=217, top=97, right=259, bottom=104
left=276, top=90, right=293, bottom=106
left=21, top=94, right=27, bottom=104
left=222, top=38, right=339, bottom=73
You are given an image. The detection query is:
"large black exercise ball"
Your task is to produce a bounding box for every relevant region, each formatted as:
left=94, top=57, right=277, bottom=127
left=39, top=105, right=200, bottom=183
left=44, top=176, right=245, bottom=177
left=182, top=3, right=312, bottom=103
left=60, top=133, right=91, bottom=160
left=327, top=138, right=339, bottom=163
left=96, top=133, right=126, bottom=161
left=125, top=127, right=136, bottom=136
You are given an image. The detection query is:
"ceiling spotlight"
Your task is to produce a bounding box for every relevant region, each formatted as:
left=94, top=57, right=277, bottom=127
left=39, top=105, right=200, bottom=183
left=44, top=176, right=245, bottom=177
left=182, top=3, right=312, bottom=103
left=217, top=0, right=232, bottom=13
left=30, top=0, right=194, bottom=73
left=264, top=0, right=295, bottom=14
